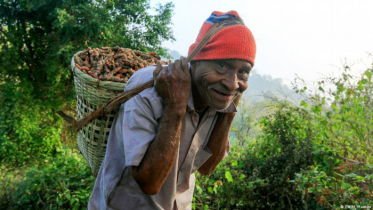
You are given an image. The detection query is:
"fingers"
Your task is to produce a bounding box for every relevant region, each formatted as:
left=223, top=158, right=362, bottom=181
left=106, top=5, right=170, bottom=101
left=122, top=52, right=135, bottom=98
left=172, top=56, right=189, bottom=77
left=154, top=57, right=190, bottom=86
left=154, top=56, right=188, bottom=78
left=174, top=59, right=182, bottom=76
left=153, top=62, right=163, bottom=78
left=154, top=62, right=166, bottom=87
left=180, top=56, right=189, bottom=78
left=153, top=57, right=191, bottom=107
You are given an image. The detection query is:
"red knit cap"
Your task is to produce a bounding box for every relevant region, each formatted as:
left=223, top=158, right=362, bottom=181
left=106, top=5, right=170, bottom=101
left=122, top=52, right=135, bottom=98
left=188, top=11, right=256, bottom=66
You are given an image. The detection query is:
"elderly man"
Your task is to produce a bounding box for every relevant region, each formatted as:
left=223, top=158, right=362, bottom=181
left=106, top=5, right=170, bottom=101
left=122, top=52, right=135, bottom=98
left=88, top=10, right=256, bottom=210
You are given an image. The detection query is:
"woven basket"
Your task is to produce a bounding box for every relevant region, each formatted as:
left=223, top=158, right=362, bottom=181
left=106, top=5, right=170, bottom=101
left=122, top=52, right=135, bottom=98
left=71, top=51, right=126, bottom=176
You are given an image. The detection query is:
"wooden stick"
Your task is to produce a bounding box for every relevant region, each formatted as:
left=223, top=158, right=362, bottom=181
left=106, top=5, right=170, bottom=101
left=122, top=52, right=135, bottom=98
left=336, top=154, right=373, bottom=169
left=57, top=111, right=75, bottom=125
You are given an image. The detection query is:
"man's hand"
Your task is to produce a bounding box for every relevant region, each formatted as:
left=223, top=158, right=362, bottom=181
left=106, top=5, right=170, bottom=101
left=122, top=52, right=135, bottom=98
left=153, top=57, right=190, bottom=115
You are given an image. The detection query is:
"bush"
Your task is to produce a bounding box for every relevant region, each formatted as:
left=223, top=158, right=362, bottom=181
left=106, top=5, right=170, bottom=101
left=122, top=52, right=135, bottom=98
left=0, top=147, right=95, bottom=210
left=0, top=0, right=175, bottom=167
left=0, top=94, right=65, bottom=166
left=291, top=165, right=373, bottom=208
left=290, top=67, right=373, bottom=207
left=194, top=67, right=373, bottom=209
left=194, top=104, right=314, bottom=210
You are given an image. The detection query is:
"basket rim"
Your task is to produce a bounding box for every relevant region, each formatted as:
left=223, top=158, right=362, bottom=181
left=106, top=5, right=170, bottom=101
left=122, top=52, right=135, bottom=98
left=71, top=51, right=126, bottom=91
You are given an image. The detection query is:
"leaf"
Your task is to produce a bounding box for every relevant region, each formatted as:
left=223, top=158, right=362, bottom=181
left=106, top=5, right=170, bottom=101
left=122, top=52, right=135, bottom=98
left=365, top=70, right=372, bottom=79
left=225, top=171, right=233, bottom=183
left=345, top=173, right=357, bottom=178
left=208, top=187, right=213, bottom=194
left=196, top=186, right=203, bottom=194
left=57, top=198, right=63, bottom=206
left=341, top=182, right=352, bottom=190
left=249, top=182, right=254, bottom=188
left=213, top=185, right=217, bottom=194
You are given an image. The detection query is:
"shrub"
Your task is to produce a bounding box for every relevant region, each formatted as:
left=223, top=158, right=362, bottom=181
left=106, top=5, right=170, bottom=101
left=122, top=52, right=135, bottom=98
left=1, top=148, right=95, bottom=210
left=194, top=103, right=314, bottom=210
left=193, top=67, right=373, bottom=209
left=290, top=67, right=373, bottom=207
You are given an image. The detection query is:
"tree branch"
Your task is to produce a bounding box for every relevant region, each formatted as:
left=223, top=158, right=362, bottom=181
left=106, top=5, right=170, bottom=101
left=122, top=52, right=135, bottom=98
left=336, top=154, right=373, bottom=169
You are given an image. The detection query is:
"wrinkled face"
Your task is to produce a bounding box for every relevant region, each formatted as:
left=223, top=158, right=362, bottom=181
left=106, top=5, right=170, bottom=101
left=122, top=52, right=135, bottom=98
left=191, top=59, right=252, bottom=111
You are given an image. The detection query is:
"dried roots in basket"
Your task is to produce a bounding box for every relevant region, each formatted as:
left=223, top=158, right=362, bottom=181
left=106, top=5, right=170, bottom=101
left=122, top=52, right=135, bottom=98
left=74, top=46, right=169, bottom=83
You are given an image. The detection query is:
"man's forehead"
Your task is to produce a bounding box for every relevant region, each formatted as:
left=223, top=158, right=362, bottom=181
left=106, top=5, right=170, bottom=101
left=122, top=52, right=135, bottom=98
left=222, top=59, right=252, bottom=69
left=196, top=59, right=252, bottom=69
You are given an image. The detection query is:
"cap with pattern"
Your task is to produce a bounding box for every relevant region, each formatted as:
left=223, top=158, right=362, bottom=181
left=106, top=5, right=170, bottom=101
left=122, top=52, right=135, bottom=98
left=188, top=11, right=256, bottom=66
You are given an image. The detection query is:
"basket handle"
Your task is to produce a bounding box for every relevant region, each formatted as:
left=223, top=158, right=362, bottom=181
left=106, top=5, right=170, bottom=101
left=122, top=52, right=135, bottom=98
left=58, top=18, right=244, bottom=131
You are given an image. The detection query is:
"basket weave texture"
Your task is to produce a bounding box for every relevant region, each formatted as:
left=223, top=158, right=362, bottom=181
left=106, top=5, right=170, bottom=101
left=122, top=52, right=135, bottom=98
left=71, top=52, right=125, bottom=176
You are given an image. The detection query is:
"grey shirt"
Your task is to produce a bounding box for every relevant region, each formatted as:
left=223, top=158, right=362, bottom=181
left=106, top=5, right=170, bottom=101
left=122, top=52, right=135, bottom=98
left=88, top=65, right=235, bottom=210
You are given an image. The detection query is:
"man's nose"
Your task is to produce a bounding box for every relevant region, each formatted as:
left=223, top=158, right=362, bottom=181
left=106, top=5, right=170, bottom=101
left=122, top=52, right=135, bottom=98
left=221, top=72, right=239, bottom=91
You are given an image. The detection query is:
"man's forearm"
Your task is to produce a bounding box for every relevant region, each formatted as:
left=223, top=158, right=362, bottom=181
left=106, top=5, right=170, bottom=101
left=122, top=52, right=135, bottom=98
left=132, top=105, right=185, bottom=195
left=198, top=112, right=235, bottom=175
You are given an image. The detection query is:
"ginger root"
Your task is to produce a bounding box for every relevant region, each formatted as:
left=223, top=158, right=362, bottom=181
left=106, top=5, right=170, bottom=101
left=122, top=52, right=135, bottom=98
left=74, top=46, right=168, bottom=83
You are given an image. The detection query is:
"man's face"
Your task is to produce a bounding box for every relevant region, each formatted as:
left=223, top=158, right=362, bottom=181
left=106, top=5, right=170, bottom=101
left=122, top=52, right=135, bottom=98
left=191, top=59, right=252, bottom=110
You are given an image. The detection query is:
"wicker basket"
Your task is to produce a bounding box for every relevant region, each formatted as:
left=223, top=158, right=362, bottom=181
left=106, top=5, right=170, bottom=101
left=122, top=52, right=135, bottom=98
left=71, top=51, right=126, bottom=176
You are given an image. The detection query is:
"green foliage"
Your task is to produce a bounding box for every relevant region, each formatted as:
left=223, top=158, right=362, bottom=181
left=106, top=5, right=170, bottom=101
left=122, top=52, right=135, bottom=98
left=0, top=90, right=64, bottom=164
left=0, top=147, right=95, bottom=209
left=230, top=97, right=256, bottom=146
left=195, top=64, right=373, bottom=209
left=194, top=104, right=314, bottom=209
left=0, top=0, right=175, bottom=165
left=1, top=2, right=372, bottom=208
left=291, top=166, right=373, bottom=208
left=291, top=66, right=373, bottom=207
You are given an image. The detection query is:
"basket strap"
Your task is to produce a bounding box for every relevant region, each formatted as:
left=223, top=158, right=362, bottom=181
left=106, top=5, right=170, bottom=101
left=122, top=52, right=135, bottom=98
left=58, top=17, right=244, bottom=131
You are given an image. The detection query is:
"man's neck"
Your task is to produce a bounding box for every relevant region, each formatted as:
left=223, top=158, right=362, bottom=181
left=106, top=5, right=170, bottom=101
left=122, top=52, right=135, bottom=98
left=191, top=81, right=208, bottom=114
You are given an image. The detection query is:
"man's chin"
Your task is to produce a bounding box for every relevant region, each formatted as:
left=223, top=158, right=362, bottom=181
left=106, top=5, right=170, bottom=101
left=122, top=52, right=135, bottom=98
left=208, top=102, right=231, bottom=112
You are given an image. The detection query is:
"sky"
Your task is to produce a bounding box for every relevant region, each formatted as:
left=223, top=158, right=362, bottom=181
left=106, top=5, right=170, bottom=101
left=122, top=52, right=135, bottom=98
left=150, top=0, right=373, bottom=85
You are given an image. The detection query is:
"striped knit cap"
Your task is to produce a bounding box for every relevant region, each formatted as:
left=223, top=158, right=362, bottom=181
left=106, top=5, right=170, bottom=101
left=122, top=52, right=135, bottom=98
left=188, top=11, right=256, bottom=66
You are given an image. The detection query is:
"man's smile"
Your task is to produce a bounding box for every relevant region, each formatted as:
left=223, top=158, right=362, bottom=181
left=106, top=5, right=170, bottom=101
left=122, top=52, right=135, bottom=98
left=211, top=88, right=237, bottom=101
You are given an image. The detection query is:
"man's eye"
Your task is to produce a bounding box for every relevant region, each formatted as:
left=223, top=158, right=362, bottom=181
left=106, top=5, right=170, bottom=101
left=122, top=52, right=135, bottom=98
left=219, top=62, right=226, bottom=68
left=238, top=69, right=250, bottom=81
left=238, top=69, right=249, bottom=74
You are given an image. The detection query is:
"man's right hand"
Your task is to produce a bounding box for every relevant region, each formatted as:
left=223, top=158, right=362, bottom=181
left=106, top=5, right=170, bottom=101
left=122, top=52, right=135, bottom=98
left=153, top=57, right=191, bottom=114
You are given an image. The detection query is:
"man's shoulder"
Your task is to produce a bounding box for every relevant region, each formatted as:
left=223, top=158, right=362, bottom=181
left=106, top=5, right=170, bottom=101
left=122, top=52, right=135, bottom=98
left=122, top=65, right=165, bottom=111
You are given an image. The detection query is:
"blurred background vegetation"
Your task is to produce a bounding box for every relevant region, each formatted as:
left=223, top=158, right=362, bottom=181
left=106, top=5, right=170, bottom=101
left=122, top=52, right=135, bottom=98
left=0, top=0, right=372, bottom=209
